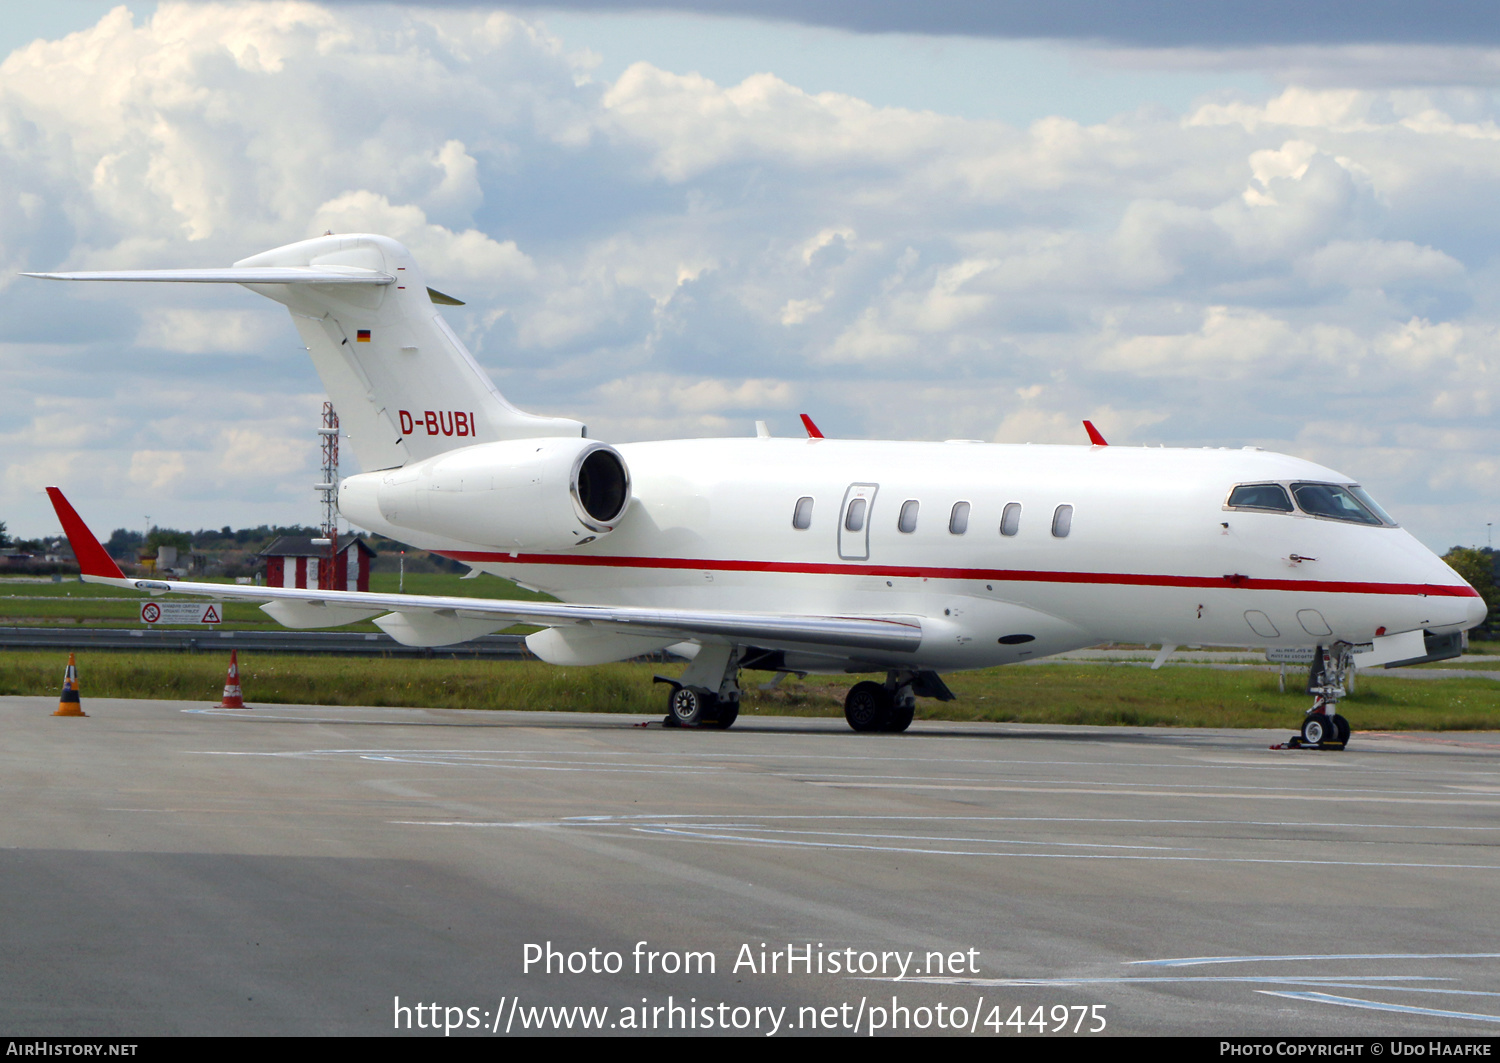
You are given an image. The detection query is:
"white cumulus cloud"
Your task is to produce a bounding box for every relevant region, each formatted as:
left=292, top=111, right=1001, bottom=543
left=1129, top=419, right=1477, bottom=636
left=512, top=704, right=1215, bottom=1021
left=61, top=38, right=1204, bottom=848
left=0, top=2, right=1497, bottom=550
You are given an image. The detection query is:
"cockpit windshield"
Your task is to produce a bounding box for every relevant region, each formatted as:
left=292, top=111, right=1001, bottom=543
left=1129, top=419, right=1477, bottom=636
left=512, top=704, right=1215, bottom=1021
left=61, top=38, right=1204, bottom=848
left=1291, top=482, right=1393, bottom=526
left=1226, top=483, right=1293, bottom=512
left=1225, top=480, right=1398, bottom=526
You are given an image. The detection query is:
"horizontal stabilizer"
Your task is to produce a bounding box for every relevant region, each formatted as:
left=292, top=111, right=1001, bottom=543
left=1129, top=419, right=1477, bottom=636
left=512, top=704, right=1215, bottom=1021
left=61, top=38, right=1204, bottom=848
left=22, top=267, right=393, bottom=285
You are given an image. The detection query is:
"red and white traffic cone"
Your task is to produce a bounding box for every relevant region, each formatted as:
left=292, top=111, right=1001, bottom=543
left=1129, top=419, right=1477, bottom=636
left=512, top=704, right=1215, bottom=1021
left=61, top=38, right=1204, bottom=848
left=218, top=650, right=247, bottom=708
left=54, top=653, right=86, bottom=717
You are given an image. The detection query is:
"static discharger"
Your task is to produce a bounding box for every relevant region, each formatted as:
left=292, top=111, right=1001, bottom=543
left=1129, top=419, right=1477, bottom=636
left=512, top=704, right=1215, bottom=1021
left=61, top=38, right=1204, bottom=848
left=54, top=653, right=86, bottom=717
left=218, top=649, right=248, bottom=709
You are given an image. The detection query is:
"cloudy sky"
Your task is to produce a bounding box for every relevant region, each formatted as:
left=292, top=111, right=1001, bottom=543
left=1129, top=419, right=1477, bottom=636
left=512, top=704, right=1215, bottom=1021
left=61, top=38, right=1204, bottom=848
left=2, top=2, right=1498, bottom=554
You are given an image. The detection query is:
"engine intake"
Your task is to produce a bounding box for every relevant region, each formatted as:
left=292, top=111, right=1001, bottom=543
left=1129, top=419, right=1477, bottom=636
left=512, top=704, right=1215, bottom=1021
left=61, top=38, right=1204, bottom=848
left=573, top=446, right=629, bottom=530
left=338, top=437, right=631, bottom=551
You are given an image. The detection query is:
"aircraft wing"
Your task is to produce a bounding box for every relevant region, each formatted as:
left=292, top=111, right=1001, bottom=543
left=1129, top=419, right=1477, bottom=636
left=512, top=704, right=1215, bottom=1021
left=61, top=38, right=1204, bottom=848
left=45, top=489, right=923, bottom=655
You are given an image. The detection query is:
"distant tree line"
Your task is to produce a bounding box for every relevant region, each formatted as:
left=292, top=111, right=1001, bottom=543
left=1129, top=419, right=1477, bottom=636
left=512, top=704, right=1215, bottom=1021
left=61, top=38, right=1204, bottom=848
left=103, top=524, right=323, bottom=561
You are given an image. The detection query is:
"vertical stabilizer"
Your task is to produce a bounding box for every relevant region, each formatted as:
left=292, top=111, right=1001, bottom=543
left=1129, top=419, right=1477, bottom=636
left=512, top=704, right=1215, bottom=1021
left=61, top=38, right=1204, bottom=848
left=235, top=234, right=583, bottom=469
left=26, top=234, right=584, bottom=470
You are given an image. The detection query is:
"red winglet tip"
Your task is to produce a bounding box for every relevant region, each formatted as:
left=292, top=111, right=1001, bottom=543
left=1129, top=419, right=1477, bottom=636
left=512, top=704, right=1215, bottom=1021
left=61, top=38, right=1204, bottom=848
left=1083, top=420, right=1108, bottom=446
left=799, top=413, right=825, bottom=439
left=45, top=488, right=125, bottom=580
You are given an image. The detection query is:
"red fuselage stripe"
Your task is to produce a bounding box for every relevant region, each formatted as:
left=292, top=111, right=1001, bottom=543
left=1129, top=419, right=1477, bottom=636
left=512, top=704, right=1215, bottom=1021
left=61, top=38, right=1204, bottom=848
left=437, top=551, right=1480, bottom=599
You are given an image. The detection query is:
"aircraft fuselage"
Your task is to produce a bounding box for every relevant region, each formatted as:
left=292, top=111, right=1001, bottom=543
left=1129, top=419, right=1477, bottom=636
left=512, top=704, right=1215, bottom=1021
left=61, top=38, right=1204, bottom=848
left=353, top=437, right=1479, bottom=674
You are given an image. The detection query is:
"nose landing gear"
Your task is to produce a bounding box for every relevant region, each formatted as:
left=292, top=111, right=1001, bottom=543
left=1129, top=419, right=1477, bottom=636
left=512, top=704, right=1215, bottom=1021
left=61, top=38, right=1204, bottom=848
left=1273, top=643, right=1352, bottom=751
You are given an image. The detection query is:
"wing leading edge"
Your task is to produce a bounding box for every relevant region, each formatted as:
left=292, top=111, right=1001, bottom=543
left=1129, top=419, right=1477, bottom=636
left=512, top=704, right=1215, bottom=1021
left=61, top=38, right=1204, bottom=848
left=44, top=489, right=923, bottom=656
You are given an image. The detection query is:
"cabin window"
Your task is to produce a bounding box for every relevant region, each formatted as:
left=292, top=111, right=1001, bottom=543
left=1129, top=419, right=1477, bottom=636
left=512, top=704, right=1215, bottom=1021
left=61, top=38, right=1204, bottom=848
left=1227, top=483, right=1293, bottom=513
left=949, top=501, right=970, bottom=535
left=844, top=498, right=867, bottom=532
left=792, top=496, right=813, bottom=530
left=1000, top=502, right=1021, bottom=537
left=1291, top=482, right=1391, bottom=526
left=898, top=500, right=919, bottom=533
left=1051, top=504, right=1073, bottom=538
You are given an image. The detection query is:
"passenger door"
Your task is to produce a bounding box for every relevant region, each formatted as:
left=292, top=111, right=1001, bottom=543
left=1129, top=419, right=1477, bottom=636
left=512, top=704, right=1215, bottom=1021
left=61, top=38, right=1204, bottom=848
left=839, top=483, right=878, bottom=561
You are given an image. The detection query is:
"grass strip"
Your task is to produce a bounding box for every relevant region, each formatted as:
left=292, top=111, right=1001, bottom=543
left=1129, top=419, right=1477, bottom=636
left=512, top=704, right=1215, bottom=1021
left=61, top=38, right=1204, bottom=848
left=1, top=651, right=1497, bottom=730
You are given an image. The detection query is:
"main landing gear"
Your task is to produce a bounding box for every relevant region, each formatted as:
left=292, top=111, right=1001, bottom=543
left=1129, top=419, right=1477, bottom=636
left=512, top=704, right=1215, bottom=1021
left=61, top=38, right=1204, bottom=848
left=655, top=649, right=953, bottom=735
left=844, top=670, right=955, bottom=733
left=1273, top=643, right=1352, bottom=751
left=844, top=677, right=917, bottom=733
left=662, top=684, right=739, bottom=729
left=656, top=644, right=742, bottom=729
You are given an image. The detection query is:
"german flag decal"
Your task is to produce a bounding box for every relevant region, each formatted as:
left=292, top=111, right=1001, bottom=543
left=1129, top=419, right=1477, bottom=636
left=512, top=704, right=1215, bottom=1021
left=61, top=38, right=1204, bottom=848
left=356, top=329, right=371, bottom=342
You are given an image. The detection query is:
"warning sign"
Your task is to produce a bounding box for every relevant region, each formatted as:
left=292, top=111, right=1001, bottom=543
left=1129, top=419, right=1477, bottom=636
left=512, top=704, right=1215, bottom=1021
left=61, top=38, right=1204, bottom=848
left=140, top=601, right=224, bottom=625
left=1265, top=647, right=1317, bottom=663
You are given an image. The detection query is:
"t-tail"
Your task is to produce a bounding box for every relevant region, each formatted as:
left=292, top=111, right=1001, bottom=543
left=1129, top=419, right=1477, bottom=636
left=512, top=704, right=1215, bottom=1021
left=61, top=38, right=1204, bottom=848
left=25, top=234, right=583, bottom=470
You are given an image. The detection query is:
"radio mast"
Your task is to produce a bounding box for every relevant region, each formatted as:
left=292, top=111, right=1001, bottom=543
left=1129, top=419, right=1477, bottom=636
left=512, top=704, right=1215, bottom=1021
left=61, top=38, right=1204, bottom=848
left=315, top=402, right=339, bottom=589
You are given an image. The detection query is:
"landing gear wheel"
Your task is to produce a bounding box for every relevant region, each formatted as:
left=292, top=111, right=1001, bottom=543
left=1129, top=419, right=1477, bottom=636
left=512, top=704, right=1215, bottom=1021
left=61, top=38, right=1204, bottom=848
left=1332, top=714, right=1350, bottom=746
left=1301, top=713, right=1332, bottom=746
left=845, top=681, right=893, bottom=732
left=668, top=686, right=709, bottom=727
left=884, top=698, right=915, bottom=733
left=708, top=699, right=740, bottom=730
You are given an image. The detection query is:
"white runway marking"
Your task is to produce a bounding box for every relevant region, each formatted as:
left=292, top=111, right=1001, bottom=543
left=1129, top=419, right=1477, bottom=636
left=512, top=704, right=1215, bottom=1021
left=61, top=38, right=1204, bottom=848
left=1134, top=952, right=1500, bottom=967
left=192, top=749, right=1500, bottom=809
left=804, top=781, right=1500, bottom=806
left=903, top=961, right=1500, bottom=1025
left=390, top=811, right=1500, bottom=836
left=799, top=777, right=1495, bottom=797
left=392, top=815, right=1500, bottom=869
left=890, top=974, right=1452, bottom=989
left=573, top=811, right=1500, bottom=834
left=621, top=826, right=1500, bottom=868
left=637, top=825, right=1200, bottom=852
left=200, top=751, right=729, bottom=776
left=1257, top=990, right=1500, bottom=1024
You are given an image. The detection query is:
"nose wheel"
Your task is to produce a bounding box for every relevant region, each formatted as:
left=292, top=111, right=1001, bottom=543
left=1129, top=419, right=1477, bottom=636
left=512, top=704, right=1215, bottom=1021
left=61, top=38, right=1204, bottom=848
left=1274, top=644, right=1353, bottom=751
left=1298, top=711, right=1350, bottom=747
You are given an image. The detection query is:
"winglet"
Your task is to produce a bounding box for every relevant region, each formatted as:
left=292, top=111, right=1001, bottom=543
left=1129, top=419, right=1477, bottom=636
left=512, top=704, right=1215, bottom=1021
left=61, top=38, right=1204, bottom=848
left=45, top=488, right=126, bottom=579
left=1083, top=420, right=1108, bottom=446
left=799, top=413, right=825, bottom=439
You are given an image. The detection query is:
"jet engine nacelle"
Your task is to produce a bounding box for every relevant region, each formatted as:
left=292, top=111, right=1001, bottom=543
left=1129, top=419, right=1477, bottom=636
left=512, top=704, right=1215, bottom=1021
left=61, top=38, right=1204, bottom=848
left=339, top=437, right=630, bottom=550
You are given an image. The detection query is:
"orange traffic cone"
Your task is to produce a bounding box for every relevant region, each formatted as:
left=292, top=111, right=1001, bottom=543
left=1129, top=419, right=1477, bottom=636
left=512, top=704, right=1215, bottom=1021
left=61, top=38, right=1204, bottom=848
left=54, top=653, right=86, bottom=717
left=218, top=649, right=247, bottom=708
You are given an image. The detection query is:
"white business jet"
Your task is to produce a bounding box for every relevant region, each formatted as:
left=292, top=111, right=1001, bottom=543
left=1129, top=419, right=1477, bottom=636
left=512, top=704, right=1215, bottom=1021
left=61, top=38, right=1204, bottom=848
left=30, top=234, right=1486, bottom=746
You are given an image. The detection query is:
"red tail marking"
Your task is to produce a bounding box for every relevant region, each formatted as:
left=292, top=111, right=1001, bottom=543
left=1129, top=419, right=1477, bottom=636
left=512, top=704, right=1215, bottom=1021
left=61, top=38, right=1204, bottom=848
left=1083, top=420, right=1108, bottom=446
left=44, top=488, right=126, bottom=579
left=800, top=413, right=825, bottom=439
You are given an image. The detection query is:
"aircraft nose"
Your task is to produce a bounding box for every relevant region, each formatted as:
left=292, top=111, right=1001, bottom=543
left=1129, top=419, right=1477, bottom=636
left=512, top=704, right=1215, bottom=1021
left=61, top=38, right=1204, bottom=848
left=1468, top=592, right=1490, bottom=631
